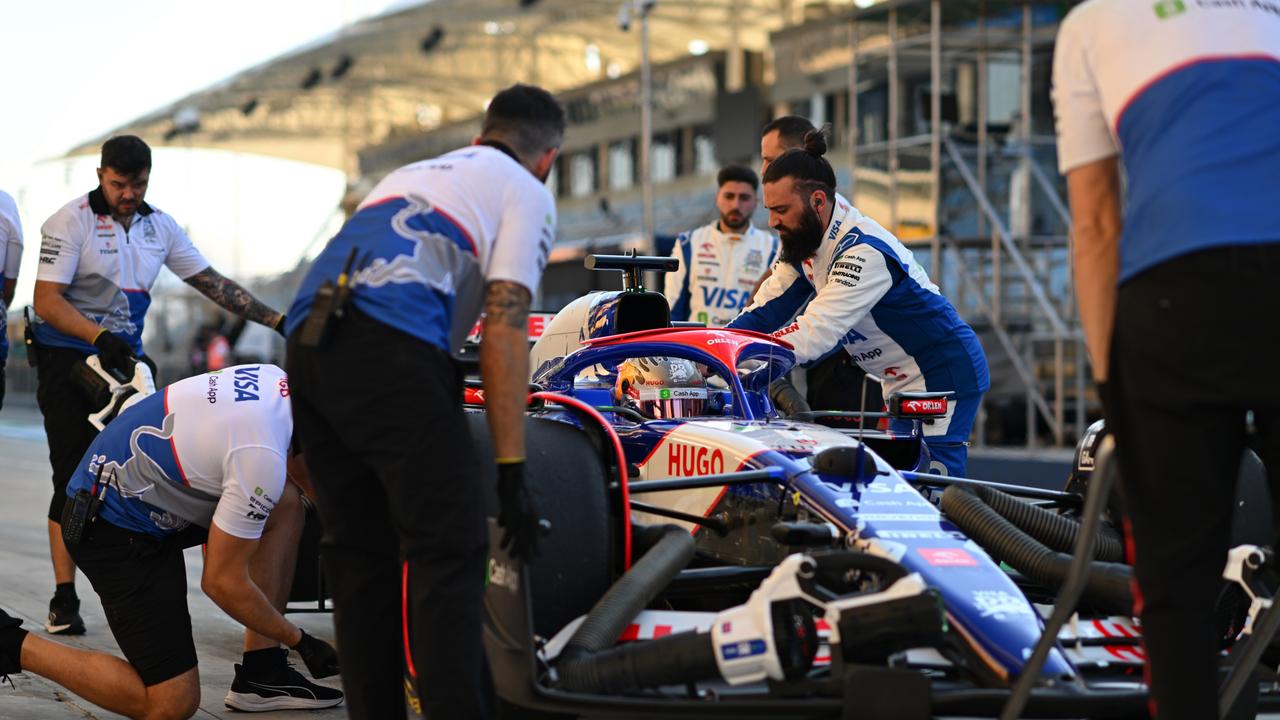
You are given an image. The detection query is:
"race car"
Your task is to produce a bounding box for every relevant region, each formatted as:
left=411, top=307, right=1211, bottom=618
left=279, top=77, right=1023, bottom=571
left=442, top=255, right=1277, bottom=717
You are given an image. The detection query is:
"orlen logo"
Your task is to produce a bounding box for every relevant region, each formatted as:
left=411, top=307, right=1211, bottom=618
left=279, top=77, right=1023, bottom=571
left=901, top=398, right=947, bottom=415
left=668, top=444, right=725, bottom=476
left=706, top=337, right=737, bottom=346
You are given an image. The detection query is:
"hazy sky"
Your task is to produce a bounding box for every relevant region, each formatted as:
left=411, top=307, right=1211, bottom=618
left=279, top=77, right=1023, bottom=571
left=0, top=0, right=406, bottom=304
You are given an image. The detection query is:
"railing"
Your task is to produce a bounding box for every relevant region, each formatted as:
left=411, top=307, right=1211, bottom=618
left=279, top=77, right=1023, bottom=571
left=942, top=135, right=1079, bottom=447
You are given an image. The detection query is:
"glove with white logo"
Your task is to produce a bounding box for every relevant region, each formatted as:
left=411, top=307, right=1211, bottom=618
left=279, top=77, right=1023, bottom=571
left=496, top=460, right=547, bottom=562
left=93, top=329, right=136, bottom=379
left=291, top=628, right=340, bottom=678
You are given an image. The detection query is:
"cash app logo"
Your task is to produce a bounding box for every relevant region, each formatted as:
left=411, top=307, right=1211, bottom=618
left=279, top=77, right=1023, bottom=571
left=659, top=388, right=673, bottom=400
left=1154, top=0, right=1185, bottom=19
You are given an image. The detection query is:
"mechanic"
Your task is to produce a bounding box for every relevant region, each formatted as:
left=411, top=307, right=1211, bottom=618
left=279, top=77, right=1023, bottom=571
left=31, top=135, right=286, bottom=637
left=0, top=363, right=341, bottom=719
left=285, top=83, right=563, bottom=720
left=728, top=131, right=989, bottom=477
left=1053, top=4, right=1280, bottom=718
left=0, top=188, right=22, bottom=411
left=759, top=117, right=882, bottom=415
left=663, top=165, right=777, bottom=327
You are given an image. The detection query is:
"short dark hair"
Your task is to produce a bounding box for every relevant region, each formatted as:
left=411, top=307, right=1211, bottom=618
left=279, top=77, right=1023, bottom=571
left=717, top=165, right=758, bottom=191
left=762, top=127, right=837, bottom=201
left=761, top=115, right=817, bottom=149
left=481, top=84, right=567, bottom=161
left=100, top=135, right=152, bottom=176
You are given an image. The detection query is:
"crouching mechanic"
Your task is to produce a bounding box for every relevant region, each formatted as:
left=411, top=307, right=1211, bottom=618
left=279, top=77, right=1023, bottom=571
left=0, top=364, right=342, bottom=719
left=728, top=131, right=989, bottom=476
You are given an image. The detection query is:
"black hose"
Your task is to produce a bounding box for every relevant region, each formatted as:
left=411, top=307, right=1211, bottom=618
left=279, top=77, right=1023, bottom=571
left=561, top=629, right=720, bottom=694
left=940, top=486, right=1132, bottom=614
left=969, top=484, right=1124, bottom=563
left=557, top=525, right=697, bottom=693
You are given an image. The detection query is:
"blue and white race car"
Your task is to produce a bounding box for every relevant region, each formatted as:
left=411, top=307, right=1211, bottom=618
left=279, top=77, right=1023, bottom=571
left=456, top=256, right=1272, bottom=719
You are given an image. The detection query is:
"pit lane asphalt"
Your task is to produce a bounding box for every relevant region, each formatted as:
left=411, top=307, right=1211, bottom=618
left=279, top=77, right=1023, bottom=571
left=0, top=400, right=346, bottom=719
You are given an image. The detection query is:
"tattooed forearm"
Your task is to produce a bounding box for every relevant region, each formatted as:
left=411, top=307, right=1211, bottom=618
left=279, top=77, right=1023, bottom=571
left=482, top=280, right=530, bottom=330
left=184, top=267, right=282, bottom=327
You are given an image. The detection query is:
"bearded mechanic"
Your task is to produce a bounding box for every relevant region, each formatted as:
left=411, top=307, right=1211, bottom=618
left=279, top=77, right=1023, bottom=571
left=663, top=165, right=776, bottom=326
left=32, top=136, right=287, bottom=637
left=728, top=131, right=989, bottom=476
left=0, top=364, right=341, bottom=719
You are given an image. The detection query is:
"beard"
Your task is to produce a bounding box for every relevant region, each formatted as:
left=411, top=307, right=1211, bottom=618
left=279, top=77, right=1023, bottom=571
left=776, top=205, right=824, bottom=264
left=719, top=210, right=749, bottom=233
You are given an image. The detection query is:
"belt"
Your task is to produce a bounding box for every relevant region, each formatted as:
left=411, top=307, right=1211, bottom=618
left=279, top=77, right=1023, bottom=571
left=87, top=517, right=208, bottom=551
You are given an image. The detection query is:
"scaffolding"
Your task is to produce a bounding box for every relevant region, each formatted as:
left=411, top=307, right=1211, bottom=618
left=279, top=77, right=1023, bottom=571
left=798, top=0, right=1086, bottom=448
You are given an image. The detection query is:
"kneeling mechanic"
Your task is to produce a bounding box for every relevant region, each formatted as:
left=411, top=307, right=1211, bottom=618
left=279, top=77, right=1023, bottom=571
left=0, top=363, right=342, bottom=719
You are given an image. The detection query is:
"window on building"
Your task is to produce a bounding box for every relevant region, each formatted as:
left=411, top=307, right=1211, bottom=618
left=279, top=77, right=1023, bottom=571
left=651, top=133, right=677, bottom=183
left=693, top=126, right=716, bottom=176
left=569, top=150, right=597, bottom=198
left=608, top=139, right=636, bottom=190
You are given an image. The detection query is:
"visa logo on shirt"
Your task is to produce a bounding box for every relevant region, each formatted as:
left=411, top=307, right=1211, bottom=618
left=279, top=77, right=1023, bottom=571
left=700, top=287, right=751, bottom=310
left=234, top=366, right=261, bottom=402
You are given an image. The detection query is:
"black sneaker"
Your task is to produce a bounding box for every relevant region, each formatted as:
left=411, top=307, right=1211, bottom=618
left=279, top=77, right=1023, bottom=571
left=1, top=608, right=23, bottom=675
left=45, top=595, right=84, bottom=636
left=224, top=659, right=344, bottom=712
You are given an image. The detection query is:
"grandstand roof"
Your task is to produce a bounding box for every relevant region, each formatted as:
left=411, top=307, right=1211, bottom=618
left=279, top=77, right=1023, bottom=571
left=67, top=0, right=840, bottom=169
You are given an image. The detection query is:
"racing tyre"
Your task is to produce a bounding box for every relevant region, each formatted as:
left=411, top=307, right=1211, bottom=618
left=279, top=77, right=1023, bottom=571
left=468, top=413, right=617, bottom=639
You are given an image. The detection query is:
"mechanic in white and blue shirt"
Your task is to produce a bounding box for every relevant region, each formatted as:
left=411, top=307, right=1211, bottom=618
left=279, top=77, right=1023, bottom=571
left=0, top=188, right=23, bottom=411
left=1054, top=3, right=1280, bottom=717
left=663, top=166, right=777, bottom=326
left=32, top=136, right=286, bottom=638
left=286, top=83, right=564, bottom=720
left=0, top=365, right=342, bottom=719
left=728, top=131, right=989, bottom=477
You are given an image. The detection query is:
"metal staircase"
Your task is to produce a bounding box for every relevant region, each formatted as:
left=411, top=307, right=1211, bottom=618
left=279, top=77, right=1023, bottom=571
left=939, top=135, right=1090, bottom=448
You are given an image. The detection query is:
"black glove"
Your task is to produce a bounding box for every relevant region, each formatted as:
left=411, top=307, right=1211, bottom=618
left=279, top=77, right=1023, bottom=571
left=93, top=329, right=136, bottom=379
left=291, top=628, right=340, bottom=679
left=272, top=314, right=287, bottom=338
left=496, top=461, right=545, bottom=562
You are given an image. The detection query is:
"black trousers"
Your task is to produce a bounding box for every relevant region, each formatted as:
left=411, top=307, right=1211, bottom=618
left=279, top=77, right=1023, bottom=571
left=35, top=346, right=100, bottom=523
left=34, top=345, right=158, bottom=523
left=806, top=350, right=883, bottom=412
left=1108, top=243, right=1280, bottom=720
left=287, top=311, right=489, bottom=720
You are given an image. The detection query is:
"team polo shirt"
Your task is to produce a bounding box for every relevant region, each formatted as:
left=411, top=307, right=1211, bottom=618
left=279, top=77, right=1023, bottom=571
left=663, top=222, right=777, bottom=326
left=66, top=364, right=292, bottom=540
left=287, top=144, right=556, bottom=352
left=1053, top=0, right=1280, bottom=282
left=0, top=189, right=22, bottom=363
left=35, top=188, right=209, bottom=354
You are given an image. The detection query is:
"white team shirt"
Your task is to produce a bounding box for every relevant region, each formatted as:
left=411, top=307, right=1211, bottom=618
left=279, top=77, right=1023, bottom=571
left=35, top=189, right=209, bottom=352
left=663, top=222, right=777, bottom=326
left=79, top=364, right=292, bottom=539
left=287, top=144, right=557, bottom=351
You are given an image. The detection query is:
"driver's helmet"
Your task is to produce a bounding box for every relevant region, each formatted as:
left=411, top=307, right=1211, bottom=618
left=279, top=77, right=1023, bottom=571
left=614, top=357, right=708, bottom=419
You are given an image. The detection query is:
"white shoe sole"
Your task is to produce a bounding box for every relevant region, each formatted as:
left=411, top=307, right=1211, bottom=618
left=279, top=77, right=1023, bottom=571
left=224, top=690, right=343, bottom=712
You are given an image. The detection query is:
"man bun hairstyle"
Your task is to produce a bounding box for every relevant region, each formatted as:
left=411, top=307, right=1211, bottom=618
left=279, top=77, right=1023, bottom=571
left=717, top=164, right=759, bottom=191
left=761, top=115, right=817, bottom=148
left=762, top=125, right=837, bottom=201
left=481, top=83, right=567, bottom=161
left=101, top=135, right=152, bottom=177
